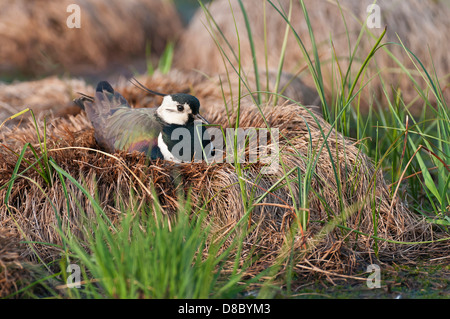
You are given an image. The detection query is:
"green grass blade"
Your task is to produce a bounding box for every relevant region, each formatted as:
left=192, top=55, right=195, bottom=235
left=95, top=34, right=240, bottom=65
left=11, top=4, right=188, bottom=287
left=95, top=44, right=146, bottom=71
left=238, top=0, right=261, bottom=105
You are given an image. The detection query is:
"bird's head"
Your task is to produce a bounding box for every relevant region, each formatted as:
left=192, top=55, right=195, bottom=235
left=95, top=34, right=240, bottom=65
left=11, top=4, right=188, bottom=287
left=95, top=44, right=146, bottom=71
left=130, top=78, right=209, bottom=126
left=158, top=93, right=210, bottom=125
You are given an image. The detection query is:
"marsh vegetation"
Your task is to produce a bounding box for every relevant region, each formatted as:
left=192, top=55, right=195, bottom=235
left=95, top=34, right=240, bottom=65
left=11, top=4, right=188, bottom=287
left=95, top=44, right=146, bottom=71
left=0, top=0, right=449, bottom=299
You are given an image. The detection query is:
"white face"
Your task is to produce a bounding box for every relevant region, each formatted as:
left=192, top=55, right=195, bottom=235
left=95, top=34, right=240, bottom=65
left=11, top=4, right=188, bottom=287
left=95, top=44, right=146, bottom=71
left=156, top=95, right=192, bottom=125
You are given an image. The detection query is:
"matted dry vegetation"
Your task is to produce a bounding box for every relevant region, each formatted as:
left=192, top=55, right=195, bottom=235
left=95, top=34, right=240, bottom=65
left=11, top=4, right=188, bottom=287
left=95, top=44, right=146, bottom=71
left=175, top=0, right=450, bottom=109
left=0, top=76, right=91, bottom=127
left=0, top=229, right=33, bottom=298
left=0, top=0, right=182, bottom=77
left=0, top=73, right=444, bottom=289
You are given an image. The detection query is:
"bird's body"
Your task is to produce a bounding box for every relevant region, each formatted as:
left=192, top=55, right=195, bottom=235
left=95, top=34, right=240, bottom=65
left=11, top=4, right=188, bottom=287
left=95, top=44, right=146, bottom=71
left=74, top=81, right=213, bottom=162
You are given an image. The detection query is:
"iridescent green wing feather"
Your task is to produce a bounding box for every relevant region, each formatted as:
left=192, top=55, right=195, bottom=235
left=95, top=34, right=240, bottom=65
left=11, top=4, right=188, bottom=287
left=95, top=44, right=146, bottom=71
left=104, top=107, right=163, bottom=156
left=81, top=82, right=133, bottom=151
left=79, top=81, right=164, bottom=158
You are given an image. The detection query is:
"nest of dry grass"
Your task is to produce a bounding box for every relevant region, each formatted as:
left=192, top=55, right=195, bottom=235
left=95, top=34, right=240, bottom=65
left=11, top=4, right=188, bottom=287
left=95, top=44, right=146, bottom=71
left=175, top=0, right=450, bottom=110
left=0, top=0, right=182, bottom=76
left=0, top=75, right=443, bottom=280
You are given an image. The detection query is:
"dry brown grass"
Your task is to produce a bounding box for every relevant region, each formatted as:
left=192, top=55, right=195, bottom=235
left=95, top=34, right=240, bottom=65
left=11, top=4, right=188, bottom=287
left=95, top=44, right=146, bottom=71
left=0, top=2, right=448, bottom=296
left=0, top=76, right=91, bottom=127
left=0, top=0, right=182, bottom=77
left=0, top=74, right=444, bottom=281
left=0, top=229, right=33, bottom=298
left=175, top=0, right=450, bottom=110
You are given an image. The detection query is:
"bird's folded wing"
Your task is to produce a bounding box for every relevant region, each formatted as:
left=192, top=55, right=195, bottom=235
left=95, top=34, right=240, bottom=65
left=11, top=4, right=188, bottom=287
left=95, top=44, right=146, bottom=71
left=103, top=108, right=162, bottom=154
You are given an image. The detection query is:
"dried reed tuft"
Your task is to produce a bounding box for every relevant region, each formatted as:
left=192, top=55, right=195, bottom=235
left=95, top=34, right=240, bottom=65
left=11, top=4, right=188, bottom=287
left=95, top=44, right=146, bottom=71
left=0, top=0, right=182, bottom=77
left=0, top=76, right=92, bottom=127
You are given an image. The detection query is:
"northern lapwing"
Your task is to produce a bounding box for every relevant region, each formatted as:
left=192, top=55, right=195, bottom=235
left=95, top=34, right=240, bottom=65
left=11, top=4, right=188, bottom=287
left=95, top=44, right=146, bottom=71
left=74, top=79, right=214, bottom=162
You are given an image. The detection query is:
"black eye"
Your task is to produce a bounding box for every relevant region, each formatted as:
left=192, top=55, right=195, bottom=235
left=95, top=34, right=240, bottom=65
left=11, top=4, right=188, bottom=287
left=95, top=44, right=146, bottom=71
left=177, top=104, right=184, bottom=112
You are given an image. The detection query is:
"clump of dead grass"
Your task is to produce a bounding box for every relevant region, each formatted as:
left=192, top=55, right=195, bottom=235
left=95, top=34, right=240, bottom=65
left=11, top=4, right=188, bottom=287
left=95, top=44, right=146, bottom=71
left=0, top=94, right=442, bottom=278
left=0, top=0, right=182, bottom=77
left=0, top=76, right=91, bottom=127
left=0, top=229, right=33, bottom=298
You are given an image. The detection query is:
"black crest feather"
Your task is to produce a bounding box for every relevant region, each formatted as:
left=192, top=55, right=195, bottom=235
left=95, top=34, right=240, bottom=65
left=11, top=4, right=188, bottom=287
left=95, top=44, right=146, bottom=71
left=129, top=77, right=167, bottom=96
